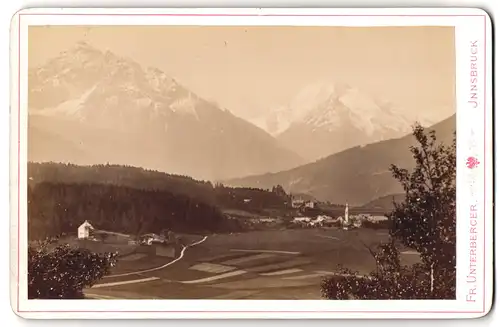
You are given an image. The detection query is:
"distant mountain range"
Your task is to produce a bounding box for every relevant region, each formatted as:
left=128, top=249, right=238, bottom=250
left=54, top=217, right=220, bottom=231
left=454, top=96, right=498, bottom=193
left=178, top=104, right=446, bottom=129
left=28, top=42, right=304, bottom=181
left=28, top=40, right=455, bottom=200
left=224, top=114, right=455, bottom=206
left=250, top=82, right=444, bottom=161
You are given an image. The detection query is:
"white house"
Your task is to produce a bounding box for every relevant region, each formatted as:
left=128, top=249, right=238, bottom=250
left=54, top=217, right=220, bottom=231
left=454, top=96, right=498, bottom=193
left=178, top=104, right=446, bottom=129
left=353, top=219, right=363, bottom=228
left=293, top=217, right=311, bottom=223
left=369, top=215, right=389, bottom=222
left=258, top=218, right=276, bottom=223
left=315, top=216, right=326, bottom=223
left=304, top=201, right=315, bottom=209
left=317, top=215, right=334, bottom=222
left=308, top=216, right=323, bottom=227
left=139, top=233, right=167, bottom=245
left=292, top=199, right=305, bottom=208
left=77, top=220, right=94, bottom=239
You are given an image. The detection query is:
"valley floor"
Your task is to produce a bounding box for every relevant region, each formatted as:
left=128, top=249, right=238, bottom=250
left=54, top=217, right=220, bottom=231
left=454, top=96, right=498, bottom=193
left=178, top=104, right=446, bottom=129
left=84, top=228, right=420, bottom=300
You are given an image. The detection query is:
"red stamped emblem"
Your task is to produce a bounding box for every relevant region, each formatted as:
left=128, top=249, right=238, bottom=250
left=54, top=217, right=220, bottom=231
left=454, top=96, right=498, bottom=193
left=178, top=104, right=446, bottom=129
left=466, top=156, right=480, bottom=169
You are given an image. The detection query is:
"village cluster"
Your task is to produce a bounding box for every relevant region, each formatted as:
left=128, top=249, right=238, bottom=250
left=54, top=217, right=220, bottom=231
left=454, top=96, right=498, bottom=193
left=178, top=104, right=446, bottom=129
left=291, top=202, right=387, bottom=229
left=241, top=199, right=388, bottom=230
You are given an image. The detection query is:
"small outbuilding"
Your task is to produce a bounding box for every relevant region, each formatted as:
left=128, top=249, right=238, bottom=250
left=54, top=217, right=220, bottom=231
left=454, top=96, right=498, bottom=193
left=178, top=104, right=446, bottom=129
left=78, top=220, right=94, bottom=239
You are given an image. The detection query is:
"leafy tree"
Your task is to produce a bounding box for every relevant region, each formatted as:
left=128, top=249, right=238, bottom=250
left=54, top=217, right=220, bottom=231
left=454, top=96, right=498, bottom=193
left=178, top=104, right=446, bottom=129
left=28, top=240, right=117, bottom=299
left=272, top=184, right=287, bottom=198
left=321, top=124, right=456, bottom=300
left=388, top=125, right=456, bottom=295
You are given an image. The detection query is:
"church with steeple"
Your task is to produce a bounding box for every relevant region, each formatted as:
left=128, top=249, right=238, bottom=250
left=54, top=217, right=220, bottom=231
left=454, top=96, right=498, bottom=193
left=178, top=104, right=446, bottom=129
left=343, top=202, right=350, bottom=230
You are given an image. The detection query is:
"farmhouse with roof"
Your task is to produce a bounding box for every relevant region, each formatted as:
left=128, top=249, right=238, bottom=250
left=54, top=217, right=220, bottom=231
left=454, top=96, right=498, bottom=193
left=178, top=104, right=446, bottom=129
left=77, top=220, right=94, bottom=239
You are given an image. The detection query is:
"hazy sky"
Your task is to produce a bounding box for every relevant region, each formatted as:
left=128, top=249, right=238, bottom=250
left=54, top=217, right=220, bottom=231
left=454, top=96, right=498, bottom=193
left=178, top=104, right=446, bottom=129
left=29, top=26, right=456, bottom=122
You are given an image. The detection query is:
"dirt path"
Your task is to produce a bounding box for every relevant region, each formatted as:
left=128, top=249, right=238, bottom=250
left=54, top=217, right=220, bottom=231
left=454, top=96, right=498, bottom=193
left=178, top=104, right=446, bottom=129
left=95, top=236, right=207, bottom=286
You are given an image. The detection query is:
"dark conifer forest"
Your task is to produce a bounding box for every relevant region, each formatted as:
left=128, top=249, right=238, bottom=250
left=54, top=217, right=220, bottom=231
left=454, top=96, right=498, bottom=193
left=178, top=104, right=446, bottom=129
left=27, top=162, right=290, bottom=240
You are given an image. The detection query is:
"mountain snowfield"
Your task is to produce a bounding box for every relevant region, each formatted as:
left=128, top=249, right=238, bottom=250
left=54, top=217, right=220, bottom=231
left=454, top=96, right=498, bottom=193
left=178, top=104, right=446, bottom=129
left=28, top=42, right=305, bottom=180
left=251, top=81, right=441, bottom=161
left=29, top=42, right=199, bottom=129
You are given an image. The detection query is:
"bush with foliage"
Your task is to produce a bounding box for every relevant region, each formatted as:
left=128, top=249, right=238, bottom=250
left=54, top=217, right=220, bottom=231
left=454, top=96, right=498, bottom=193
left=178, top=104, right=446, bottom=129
left=28, top=240, right=118, bottom=299
left=321, top=124, right=456, bottom=300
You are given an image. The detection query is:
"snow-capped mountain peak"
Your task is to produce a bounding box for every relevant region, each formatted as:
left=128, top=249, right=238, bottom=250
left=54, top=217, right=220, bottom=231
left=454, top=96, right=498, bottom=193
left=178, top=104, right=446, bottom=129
left=29, top=41, right=202, bottom=124
left=255, top=81, right=415, bottom=137
left=28, top=41, right=305, bottom=181
left=288, top=81, right=351, bottom=119
left=259, top=81, right=438, bottom=160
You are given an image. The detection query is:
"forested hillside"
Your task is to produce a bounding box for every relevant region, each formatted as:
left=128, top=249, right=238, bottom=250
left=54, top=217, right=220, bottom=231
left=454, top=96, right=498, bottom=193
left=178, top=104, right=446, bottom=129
left=27, top=163, right=291, bottom=240
left=28, top=162, right=216, bottom=203
left=28, top=182, right=243, bottom=240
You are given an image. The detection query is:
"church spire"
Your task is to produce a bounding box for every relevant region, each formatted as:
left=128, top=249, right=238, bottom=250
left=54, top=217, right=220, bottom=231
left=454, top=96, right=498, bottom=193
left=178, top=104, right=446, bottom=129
left=344, top=202, right=349, bottom=229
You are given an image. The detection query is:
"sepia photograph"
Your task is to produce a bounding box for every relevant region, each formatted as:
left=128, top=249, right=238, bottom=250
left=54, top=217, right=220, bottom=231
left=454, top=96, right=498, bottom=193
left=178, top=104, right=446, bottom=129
left=25, top=24, right=459, bottom=302
left=9, top=6, right=495, bottom=319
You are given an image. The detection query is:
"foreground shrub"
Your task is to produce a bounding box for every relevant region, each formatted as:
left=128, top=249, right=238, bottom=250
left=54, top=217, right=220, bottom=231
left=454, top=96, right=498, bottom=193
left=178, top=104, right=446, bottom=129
left=321, top=124, right=456, bottom=300
left=28, top=241, right=118, bottom=299
left=320, top=243, right=456, bottom=299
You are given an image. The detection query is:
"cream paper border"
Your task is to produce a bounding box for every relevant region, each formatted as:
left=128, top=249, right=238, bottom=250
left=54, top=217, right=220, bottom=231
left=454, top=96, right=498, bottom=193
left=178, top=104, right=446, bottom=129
left=10, top=7, right=493, bottom=319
